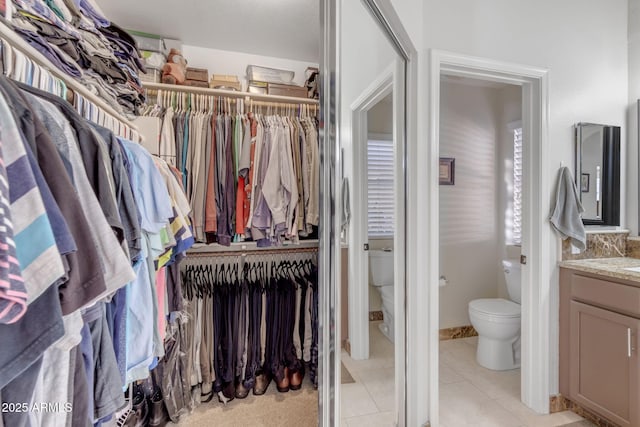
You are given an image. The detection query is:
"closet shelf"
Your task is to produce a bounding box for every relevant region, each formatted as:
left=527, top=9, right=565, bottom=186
left=188, top=240, right=319, bottom=255
left=0, top=20, right=138, bottom=131
left=143, top=82, right=320, bottom=105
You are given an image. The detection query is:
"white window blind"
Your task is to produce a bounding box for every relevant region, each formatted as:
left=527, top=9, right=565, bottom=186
left=367, top=138, right=394, bottom=237
left=512, top=128, right=523, bottom=245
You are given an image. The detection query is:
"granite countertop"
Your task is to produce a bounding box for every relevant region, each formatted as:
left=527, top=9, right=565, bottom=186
left=559, top=257, right=640, bottom=283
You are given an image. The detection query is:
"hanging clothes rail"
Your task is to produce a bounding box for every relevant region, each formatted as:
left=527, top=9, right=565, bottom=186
left=187, top=245, right=319, bottom=257
left=144, top=81, right=320, bottom=106
left=0, top=20, right=140, bottom=141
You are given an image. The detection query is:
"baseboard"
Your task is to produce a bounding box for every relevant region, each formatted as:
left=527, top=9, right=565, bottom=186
left=439, top=325, right=478, bottom=341
left=549, top=394, right=565, bottom=414
left=343, top=339, right=351, bottom=355
left=369, top=310, right=383, bottom=321
left=549, top=395, right=619, bottom=427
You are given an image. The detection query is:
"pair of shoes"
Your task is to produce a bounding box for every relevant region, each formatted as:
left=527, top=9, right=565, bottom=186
left=276, top=367, right=290, bottom=393
left=253, top=372, right=271, bottom=395
left=289, top=369, right=304, bottom=391
left=148, top=387, right=169, bottom=427
left=235, top=381, right=250, bottom=399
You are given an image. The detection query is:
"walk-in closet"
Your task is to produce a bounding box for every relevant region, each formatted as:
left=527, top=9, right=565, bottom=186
left=0, top=0, right=322, bottom=426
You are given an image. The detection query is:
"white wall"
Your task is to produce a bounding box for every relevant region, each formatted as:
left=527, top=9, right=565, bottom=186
left=424, top=1, right=628, bottom=229
left=368, top=98, right=394, bottom=135
left=181, top=45, right=318, bottom=89
left=439, top=80, right=501, bottom=328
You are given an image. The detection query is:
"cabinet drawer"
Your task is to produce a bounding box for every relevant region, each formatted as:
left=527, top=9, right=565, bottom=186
left=571, top=273, right=640, bottom=317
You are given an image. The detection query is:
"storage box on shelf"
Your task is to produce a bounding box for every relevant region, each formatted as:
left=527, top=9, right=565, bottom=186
left=186, top=67, right=209, bottom=82
left=139, top=67, right=161, bottom=83
left=210, top=74, right=242, bottom=91
left=267, top=82, right=308, bottom=99
left=129, top=31, right=166, bottom=53
left=248, top=80, right=268, bottom=95
left=246, top=65, right=295, bottom=84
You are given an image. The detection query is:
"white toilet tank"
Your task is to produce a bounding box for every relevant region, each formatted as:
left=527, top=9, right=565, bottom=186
left=369, top=249, right=394, bottom=286
left=502, top=259, right=521, bottom=304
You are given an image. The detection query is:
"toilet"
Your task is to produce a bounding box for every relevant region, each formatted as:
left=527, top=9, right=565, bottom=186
left=369, top=249, right=394, bottom=342
left=468, top=259, right=521, bottom=371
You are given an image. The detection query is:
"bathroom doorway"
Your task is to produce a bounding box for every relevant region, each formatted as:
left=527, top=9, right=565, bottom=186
left=428, top=51, right=552, bottom=423
left=437, top=74, right=527, bottom=424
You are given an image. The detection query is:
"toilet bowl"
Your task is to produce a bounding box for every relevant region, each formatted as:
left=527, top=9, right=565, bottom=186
left=468, top=259, right=521, bottom=370
left=369, top=249, right=394, bottom=342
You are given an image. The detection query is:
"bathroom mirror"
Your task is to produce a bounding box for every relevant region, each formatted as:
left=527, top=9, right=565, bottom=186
left=575, top=122, right=620, bottom=225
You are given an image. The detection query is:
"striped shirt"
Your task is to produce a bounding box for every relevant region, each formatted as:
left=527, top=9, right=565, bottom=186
left=0, top=135, right=27, bottom=324
left=0, top=94, right=64, bottom=304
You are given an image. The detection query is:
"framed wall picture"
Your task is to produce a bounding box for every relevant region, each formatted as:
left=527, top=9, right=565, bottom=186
left=439, top=157, right=455, bottom=185
left=581, top=173, right=590, bottom=193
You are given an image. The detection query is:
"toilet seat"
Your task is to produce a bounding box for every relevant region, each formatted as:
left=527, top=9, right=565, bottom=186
left=469, top=298, right=520, bottom=318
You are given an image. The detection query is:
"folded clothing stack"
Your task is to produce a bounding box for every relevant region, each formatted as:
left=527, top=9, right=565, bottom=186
left=10, top=0, right=146, bottom=117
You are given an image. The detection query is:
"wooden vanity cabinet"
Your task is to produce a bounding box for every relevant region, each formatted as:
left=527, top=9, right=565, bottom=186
left=560, top=268, right=640, bottom=427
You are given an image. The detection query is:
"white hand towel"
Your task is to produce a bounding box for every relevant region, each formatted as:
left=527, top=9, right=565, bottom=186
left=549, top=167, right=587, bottom=251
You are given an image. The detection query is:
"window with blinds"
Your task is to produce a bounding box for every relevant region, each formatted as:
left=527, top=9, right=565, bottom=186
left=367, top=138, right=394, bottom=237
left=512, top=128, right=523, bottom=245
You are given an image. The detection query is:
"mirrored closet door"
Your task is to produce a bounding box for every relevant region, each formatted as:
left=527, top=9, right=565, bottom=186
left=319, top=0, right=409, bottom=425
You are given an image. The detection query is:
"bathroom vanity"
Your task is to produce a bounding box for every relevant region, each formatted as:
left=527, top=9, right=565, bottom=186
left=559, top=258, right=640, bottom=427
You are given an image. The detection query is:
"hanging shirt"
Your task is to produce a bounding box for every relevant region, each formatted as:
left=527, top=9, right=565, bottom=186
left=0, top=94, right=65, bottom=390
left=120, top=138, right=174, bottom=364
left=24, top=93, right=135, bottom=304
left=0, top=135, right=27, bottom=324
left=0, top=93, right=64, bottom=303
left=3, top=78, right=107, bottom=315
left=204, top=114, right=217, bottom=235
left=159, top=106, right=176, bottom=166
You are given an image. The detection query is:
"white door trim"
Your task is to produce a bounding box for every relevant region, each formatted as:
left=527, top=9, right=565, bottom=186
left=349, top=63, right=395, bottom=361
left=427, top=50, right=551, bottom=422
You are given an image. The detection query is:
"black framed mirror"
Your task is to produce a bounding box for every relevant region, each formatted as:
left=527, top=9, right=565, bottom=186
left=574, top=122, right=620, bottom=225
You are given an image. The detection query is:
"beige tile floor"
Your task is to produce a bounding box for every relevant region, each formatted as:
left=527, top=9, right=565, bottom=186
left=340, top=322, right=587, bottom=427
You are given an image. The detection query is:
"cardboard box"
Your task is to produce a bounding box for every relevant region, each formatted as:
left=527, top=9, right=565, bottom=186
left=186, top=67, right=209, bottom=82
left=210, top=74, right=241, bottom=90
left=267, top=83, right=308, bottom=99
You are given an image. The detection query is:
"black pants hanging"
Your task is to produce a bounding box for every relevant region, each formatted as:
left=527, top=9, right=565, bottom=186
left=243, top=278, right=263, bottom=389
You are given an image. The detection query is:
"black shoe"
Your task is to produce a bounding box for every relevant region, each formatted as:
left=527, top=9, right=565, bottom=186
left=217, top=382, right=235, bottom=404
left=132, top=388, right=149, bottom=427
left=148, top=387, right=169, bottom=427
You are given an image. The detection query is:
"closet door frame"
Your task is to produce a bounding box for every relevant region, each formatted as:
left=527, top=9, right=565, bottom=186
left=319, top=0, right=418, bottom=425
